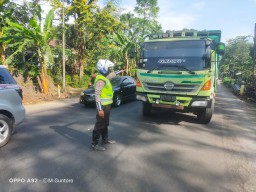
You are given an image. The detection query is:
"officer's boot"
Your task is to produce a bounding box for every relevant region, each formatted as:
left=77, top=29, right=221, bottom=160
left=102, top=127, right=116, bottom=144
left=91, top=130, right=106, bottom=151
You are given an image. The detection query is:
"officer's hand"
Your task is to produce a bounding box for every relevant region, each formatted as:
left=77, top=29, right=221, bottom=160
left=98, top=110, right=104, bottom=118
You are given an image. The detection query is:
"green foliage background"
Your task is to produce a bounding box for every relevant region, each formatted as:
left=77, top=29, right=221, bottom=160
left=0, top=0, right=255, bottom=92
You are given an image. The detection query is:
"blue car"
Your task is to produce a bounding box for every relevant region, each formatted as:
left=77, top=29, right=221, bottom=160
left=80, top=76, right=136, bottom=107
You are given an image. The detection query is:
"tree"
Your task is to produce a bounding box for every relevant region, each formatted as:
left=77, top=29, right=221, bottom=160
left=220, top=36, right=253, bottom=83
left=3, top=6, right=55, bottom=93
left=67, top=1, right=125, bottom=80
left=119, top=8, right=162, bottom=74
left=134, top=0, right=161, bottom=39
left=48, top=0, right=123, bottom=84
left=0, top=0, right=42, bottom=69
left=0, top=0, right=16, bottom=65
left=52, top=23, right=79, bottom=76
left=110, top=31, right=135, bottom=75
left=67, top=0, right=97, bottom=81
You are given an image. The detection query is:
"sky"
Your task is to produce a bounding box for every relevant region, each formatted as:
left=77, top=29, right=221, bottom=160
left=14, top=0, right=256, bottom=44
left=108, top=0, right=256, bottom=44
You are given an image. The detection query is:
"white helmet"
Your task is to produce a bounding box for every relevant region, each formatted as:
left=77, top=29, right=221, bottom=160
left=96, top=59, right=115, bottom=75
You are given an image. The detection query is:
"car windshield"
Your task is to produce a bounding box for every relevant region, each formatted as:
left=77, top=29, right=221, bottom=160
left=139, top=40, right=206, bottom=71
left=111, top=78, right=122, bottom=86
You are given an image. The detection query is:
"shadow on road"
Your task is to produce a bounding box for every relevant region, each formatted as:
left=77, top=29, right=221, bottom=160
left=49, top=122, right=91, bottom=145
left=2, top=85, right=256, bottom=192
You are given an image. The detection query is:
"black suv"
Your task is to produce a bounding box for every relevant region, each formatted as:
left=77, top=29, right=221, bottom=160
left=80, top=76, right=136, bottom=107
left=0, top=65, right=23, bottom=99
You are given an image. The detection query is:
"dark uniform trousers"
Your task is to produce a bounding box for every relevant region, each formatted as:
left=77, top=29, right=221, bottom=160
left=92, top=104, right=111, bottom=145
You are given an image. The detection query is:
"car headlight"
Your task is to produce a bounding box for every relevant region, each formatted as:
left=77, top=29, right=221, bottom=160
left=136, top=94, right=147, bottom=102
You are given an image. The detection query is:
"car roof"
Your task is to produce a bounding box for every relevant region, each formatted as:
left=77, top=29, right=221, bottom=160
left=117, top=76, right=135, bottom=81
left=114, top=75, right=133, bottom=79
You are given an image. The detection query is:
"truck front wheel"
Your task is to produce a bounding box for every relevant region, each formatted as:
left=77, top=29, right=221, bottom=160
left=142, top=102, right=152, bottom=116
left=197, top=100, right=214, bottom=124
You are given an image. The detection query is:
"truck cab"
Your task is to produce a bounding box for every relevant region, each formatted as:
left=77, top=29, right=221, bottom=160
left=135, top=30, right=225, bottom=124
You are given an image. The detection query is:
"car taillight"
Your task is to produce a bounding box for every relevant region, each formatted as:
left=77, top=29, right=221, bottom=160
left=16, top=88, right=23, bottom=100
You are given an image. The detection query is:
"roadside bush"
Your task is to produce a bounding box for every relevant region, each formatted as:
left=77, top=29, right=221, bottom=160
left=223, top=77, right=235, bottom=87
left=66, top=74, right=90, bottom=88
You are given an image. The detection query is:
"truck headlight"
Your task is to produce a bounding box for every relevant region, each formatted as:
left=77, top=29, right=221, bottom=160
left=191, top=101, right=208, bottom=107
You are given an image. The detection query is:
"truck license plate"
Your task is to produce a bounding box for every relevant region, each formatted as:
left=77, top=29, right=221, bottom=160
left=160, top=95, right=176, bottom=102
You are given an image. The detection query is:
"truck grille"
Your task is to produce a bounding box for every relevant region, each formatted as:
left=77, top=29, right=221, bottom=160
left=143, top=82, right=200, bottom=93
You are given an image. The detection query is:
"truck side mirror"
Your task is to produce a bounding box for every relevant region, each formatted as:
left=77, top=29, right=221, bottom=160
left=217, top=42, right=225, bottom=55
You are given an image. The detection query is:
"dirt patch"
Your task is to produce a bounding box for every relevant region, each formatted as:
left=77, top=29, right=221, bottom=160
left=14, top=74, right=84, bottom=105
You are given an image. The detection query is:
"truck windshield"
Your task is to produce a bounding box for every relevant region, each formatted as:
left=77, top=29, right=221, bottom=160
left=140, top=40, right=206, bottom=71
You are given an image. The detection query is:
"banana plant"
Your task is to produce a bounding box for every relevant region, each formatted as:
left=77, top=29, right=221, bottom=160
left=113, top=31, right=137, bottom=76
left=2, top=6, right=54, bottom=94
left=0, top=0, right=14, bottom=65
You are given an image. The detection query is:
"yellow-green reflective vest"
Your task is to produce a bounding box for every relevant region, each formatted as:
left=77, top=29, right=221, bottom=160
left=94, top=75, right=113, bottom=105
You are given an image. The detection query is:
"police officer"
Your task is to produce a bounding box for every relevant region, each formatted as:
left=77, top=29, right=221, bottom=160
left=91, top=59, right=123, bottom=151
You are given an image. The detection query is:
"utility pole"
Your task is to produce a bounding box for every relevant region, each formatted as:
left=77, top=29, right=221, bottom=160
left=62, top=0, right=66, bottom=91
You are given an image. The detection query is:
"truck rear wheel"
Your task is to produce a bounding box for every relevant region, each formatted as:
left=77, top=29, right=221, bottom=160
left=142, top=102, right=152, bottom=116
left=197, top=100, right=214, bottom=124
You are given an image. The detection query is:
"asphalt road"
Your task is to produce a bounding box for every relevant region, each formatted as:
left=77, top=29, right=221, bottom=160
left=1, top=82, right=256, bottom=192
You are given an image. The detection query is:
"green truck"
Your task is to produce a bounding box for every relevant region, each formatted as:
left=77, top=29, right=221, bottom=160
left=135, top=30, right=225, bottom=124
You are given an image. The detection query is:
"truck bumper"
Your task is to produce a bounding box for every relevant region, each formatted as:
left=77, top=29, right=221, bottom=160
left=136, top=92, right=212, bottom=109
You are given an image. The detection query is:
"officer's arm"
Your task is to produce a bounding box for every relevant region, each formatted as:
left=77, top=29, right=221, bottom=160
left=95, top=80, right=105, bottom=112
left=106, top=71, right=116, bottom=80
left=106, top=70, right=125, bottom=80
left=114, top=70, right=125, bottom=75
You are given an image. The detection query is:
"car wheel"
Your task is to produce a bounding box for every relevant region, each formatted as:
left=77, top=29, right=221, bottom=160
left=113, top=93, right=122, bottom=107
left=0, top=114, right=12, bottom=147
left=79, top=96, right=84, bottom=103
